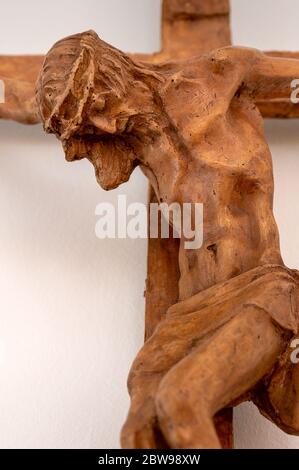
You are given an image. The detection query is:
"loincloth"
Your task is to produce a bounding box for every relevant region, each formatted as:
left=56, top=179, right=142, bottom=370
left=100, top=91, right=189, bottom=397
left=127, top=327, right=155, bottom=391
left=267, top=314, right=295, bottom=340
left=132, top=264, right=298, bottom=378
left=131, top=264, right=299, bottom=434
left=167, top=263, right=299, bottom=335
left=165, top=263, right=299, bottom=435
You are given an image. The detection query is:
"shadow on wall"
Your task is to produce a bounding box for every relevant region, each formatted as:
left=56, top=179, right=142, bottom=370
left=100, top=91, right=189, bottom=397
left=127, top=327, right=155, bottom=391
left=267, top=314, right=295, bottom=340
left=0, top=120, right=147, bottom=449
left=235, top=119, right=299, bottom=450
left=0, top=118, right=299, bottom=449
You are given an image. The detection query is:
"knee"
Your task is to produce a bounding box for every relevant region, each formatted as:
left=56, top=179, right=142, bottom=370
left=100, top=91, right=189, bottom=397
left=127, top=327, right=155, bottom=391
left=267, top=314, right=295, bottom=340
left=155, top=368, right=206, bottom=421
left=155, top=370, right=216, bottom=449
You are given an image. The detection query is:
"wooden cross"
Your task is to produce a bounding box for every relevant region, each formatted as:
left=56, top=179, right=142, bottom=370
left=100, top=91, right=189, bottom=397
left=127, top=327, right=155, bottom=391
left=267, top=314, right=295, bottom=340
left=1, top=0, right=299, bottom=449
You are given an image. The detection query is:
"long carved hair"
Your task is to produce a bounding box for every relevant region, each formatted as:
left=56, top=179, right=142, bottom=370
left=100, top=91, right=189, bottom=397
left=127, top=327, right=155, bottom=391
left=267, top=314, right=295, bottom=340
left=36, top=30, right=141, bottom=140
left=36, top=30, right=166, bottom=190
left=36, top=29, right=172, bottom=190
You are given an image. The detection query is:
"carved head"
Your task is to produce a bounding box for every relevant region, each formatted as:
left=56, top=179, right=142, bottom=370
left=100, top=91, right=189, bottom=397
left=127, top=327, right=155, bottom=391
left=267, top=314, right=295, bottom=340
left=37, top=30, right=162, bottom=190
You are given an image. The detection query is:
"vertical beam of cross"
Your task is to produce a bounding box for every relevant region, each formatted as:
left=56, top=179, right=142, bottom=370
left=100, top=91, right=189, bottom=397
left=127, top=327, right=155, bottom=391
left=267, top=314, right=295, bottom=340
left=146, top=0, right=232, bottom=333
left=145, top=0, right=233, bottom=450
left=161, top=0, right=231, bottom=58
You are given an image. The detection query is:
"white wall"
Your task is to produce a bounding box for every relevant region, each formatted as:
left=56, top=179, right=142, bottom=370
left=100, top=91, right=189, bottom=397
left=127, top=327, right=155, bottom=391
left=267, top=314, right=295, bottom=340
left=231, top=0, right=299, bottom=449
left=0, top=0, right=298, bottom=449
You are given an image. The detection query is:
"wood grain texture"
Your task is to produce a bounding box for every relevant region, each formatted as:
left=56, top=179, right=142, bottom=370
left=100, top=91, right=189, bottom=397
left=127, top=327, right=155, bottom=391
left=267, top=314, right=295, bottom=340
left=162, top=0, right=231, bottom=59
left=145, top=189, right=180, bottom=342
left=2, top=0, right=299, bottom=450
left=258, top=51, right=299, bottom=117
left=144, top=0, right=233, bottom=449
left=36, top=26, right=299, bottom=448
left=1, top=4, right=299, bottom=121
left=0, top=56, right=43, bottom=123
left=0, top=55, right=43, bottom=82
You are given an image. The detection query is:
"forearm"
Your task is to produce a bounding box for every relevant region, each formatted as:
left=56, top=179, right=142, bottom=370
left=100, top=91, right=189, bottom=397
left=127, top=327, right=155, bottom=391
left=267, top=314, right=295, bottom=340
left=247, top=53, right=299, bottom=102
left=0, top=77, right=40, bottom=124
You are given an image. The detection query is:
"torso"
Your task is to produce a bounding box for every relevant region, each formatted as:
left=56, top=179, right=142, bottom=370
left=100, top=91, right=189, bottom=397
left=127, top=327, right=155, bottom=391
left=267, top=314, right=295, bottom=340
left=142, top=51, right=284, bottom=301
left=177, top=95, right=283, bottom=299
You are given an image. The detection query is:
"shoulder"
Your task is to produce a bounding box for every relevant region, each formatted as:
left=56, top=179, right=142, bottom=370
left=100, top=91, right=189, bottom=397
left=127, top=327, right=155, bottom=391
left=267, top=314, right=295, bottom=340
left=204, top=46, right=263, bottom=69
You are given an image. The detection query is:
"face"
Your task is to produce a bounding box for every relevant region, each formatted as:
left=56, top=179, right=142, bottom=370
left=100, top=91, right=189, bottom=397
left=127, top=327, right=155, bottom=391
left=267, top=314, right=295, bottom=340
left=57, top=78, right=159, bottom=190
left=37, top=31, right=160, bottom=190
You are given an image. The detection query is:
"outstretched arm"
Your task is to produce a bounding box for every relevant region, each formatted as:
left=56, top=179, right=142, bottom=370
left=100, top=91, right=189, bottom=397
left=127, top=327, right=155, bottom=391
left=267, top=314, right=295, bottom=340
left=0, top=77, right=40, bottom=124
left=246, top=52, right=299, bottom=102
left=0, top=56, right=43, bottom=124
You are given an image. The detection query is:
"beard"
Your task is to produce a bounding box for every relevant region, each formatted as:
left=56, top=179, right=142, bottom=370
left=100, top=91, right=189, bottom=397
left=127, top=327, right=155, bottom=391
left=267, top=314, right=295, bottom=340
left=63, top=135, right=138, bottom=191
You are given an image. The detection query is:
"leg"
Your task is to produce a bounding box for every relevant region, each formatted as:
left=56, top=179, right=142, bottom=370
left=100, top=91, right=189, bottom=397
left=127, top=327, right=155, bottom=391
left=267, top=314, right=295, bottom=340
left=121, top=312, right=199, bottom=448
left=121, top=374, right=165, bottom=449
left=156, top=306, right=286, bottom=449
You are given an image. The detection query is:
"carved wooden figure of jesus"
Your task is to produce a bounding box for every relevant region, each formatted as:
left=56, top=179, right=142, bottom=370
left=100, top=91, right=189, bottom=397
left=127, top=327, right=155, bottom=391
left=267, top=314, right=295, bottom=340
left=35, top=31, right=299, bottom=449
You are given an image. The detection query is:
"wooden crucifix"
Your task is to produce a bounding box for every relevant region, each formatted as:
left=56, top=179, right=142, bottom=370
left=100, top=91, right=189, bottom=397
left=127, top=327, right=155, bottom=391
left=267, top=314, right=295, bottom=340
left=1, top=0, right=299, bottom=449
